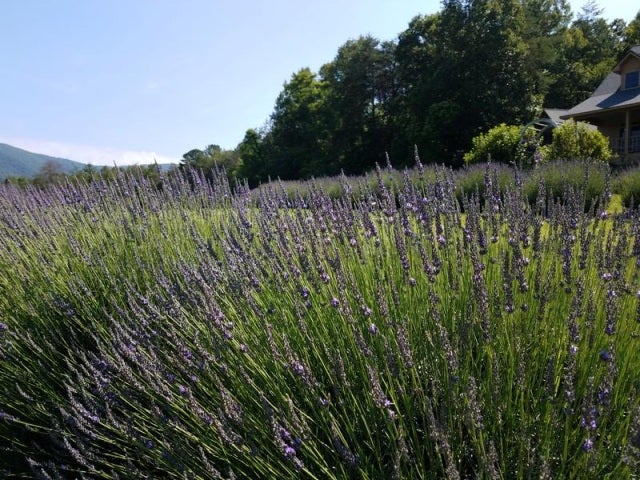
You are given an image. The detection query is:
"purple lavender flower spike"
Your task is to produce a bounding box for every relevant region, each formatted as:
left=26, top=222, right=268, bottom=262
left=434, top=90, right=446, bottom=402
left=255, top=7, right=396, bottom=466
left=599, top=350, right=612, bottom=362
left=291, top=362, right=305, bottom=376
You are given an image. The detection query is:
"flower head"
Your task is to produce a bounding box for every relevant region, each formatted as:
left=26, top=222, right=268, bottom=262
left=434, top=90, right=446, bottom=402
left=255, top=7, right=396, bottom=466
left=599, top=350, right=612, bottom=362
left=284, top=446, right=296, bottom=459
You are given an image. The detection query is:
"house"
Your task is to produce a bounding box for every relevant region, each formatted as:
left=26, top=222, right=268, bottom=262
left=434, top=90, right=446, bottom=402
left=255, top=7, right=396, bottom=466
left=560, top=45, right=640, bottom=162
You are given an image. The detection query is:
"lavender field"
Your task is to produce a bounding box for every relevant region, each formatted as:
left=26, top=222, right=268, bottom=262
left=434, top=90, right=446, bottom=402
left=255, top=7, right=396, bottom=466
left=1, top=161, right=639, bottom=479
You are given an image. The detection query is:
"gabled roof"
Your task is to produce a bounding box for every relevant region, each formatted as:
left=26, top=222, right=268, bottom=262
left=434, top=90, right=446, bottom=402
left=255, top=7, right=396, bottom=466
left=560, top=45, right=640, bottom=120
left=612, top=45, right=640, bottom=73
left=542, top=108, right=569, bottom=125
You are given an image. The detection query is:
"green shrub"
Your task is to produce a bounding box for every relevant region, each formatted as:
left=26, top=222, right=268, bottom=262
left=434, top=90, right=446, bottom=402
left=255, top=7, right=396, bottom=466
left=463, top=123, right=538, bottom=166
left=544, top=119, right=612, bottom=162
left=612, top=167, right=640, bottom=208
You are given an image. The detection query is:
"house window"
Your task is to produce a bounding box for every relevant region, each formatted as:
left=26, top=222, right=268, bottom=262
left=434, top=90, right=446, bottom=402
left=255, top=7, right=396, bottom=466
left=625, top=71, right=640, bottom=89
left=618, top=125, right=640, bottom=153
left=632, top=126, right=640, bottom=153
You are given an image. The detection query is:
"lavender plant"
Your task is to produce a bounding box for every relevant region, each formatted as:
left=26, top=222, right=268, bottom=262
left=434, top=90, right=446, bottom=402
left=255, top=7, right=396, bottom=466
left=0, top=162, right=639, bottom=478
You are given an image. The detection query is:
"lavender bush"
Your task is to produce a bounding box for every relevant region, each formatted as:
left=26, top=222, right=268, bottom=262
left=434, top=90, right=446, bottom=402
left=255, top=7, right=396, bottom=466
left=0, top=160, right=639, bottom=479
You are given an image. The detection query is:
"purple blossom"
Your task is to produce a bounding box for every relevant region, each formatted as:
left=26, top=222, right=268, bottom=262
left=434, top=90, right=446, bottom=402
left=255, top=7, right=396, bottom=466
left=599, top=350, right=612, bottom=362
left=330, top=297, right=340, bottom=308
left=291, top=362, right=305, bottom=376
left=597, top=387, right=611, bottom=406
left=178, top=385, right=188, bottom=395
left=182, top=349, right=193, bottom=361
left=408, top=277, right=417, bottom=287
left=368, top=323, right=378, bottom=334
left=284, top=446, right=296, bottom=459
left=582, top=438, right=594, bottom=452
left=534, top=149, right=542, bottom=164
left=581, top=417, right=597, bottom=430
left=279, top=428, right=292, bottom=442
left=0, top=322, right=7, bottom=331
left=565, top=389, right=575, bottom=403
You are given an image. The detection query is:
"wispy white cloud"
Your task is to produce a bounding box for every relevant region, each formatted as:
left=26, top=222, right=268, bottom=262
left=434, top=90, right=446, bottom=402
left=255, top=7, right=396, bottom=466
left=0, top=136, right=177, bottom=166
left=142, top=80, right=162, bottom=93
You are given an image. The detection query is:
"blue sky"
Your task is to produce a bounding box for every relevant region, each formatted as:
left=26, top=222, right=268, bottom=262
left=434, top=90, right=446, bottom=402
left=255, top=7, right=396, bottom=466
left=0, top=0, right=636, bottom=166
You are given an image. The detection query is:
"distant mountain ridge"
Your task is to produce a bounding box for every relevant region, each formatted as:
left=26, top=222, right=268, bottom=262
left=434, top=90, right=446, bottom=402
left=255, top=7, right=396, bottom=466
left=0, top=143, right=86, bottom=181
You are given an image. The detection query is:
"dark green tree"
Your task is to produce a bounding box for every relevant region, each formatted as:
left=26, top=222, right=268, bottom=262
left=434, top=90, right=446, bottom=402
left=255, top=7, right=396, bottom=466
left=268, top=68, right=330, bottom=179
left=545, top=1, right=621, bottom=107
left=180, top=144, right=241, bottom=185
left=33, top=160, right=64, bottom=186
left=396, top=0, right=534, bottom=166
left=236, top=128, right=272, bottom=187
left=618, top=11, right=640, bottom=58
left=320, top=36, right=399, bottom=173
left=519, top=0, right=572, bottom=109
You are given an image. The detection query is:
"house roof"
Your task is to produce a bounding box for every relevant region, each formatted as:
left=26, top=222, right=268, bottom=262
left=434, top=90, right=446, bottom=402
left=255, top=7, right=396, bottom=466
left=542, top=108, right=569, bottom=125
left=560, top=45, right=640, bottom=120
left=613, top=45, right=640, bottom=73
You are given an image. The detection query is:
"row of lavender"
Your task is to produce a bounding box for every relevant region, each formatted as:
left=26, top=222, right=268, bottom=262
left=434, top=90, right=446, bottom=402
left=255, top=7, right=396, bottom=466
left=1, top=161, right=639, bottom=478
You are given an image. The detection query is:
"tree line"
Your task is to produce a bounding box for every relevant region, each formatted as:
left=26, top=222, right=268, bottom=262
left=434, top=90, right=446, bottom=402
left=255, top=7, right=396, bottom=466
left=10, top=0, right=640, bottom=189
left=183, top=0, right=638, bottom=187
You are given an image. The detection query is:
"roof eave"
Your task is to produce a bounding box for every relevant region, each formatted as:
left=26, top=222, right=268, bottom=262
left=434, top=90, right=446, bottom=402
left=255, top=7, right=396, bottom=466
left=560, top=101, right=640, bottom=120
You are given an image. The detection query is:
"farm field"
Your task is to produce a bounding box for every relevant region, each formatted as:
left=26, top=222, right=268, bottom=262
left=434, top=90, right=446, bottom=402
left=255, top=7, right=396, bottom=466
left=1, top=161, right=640, bottom=479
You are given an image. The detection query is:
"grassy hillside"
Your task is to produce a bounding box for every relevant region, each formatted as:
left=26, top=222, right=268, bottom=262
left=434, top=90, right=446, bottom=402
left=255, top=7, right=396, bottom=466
left=0, top=143, right=86, bottom=180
